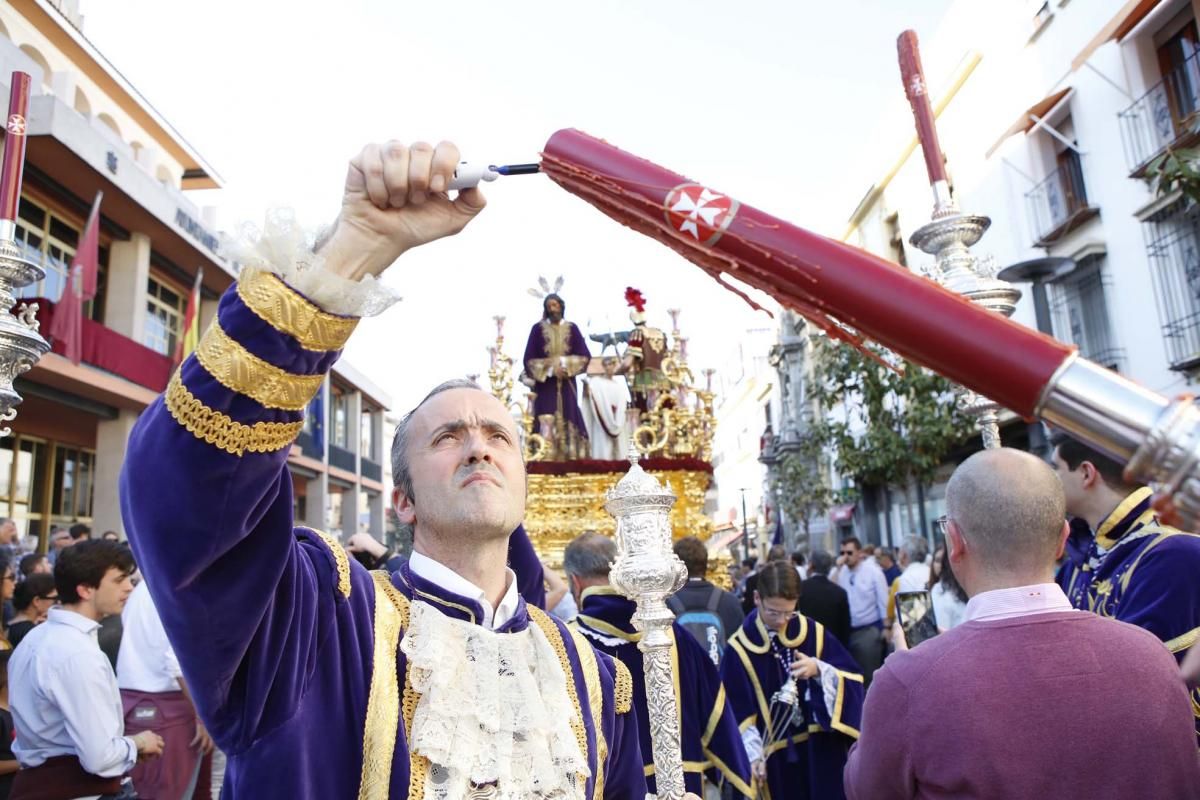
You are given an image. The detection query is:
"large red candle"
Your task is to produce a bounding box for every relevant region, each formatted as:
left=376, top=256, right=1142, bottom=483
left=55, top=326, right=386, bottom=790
left=897, top=31, right=949, bottom=186
left=0, top=72, right=32, bottom=227
left=541, top=129, right=1073, bottom=418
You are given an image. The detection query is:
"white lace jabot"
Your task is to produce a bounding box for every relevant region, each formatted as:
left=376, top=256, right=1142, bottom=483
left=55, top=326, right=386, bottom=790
left=401, top=600, right=589, bottom=800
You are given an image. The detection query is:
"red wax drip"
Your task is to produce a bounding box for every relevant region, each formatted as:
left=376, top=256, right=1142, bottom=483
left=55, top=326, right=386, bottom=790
left=897, top=30, right=949, bottom=186
left=540, top=129, right=1073, bottom=418
left=0, top=72, right=31, bottom=225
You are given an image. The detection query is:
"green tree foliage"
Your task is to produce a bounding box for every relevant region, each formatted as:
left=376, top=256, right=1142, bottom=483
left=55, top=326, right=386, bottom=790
left=806, top=335, right=976, bottom=498
left=774, top=422, right=836, bottom=538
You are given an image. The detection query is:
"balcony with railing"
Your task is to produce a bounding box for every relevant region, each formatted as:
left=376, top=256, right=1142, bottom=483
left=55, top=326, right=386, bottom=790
left=1118, top=49, right=1200, bottom=175
left=1142, top=198, right=1200, bottom=372
left=1024, top=153, right=1099, bottom=246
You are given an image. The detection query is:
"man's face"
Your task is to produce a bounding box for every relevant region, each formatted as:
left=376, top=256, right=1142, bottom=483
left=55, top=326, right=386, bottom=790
left=32, top=585, right=58, bottom=622
left=51, top=532, right=71, bottom=551
left=0, top=521, right=16, bottom=543
left=394, top=388, right=525, bottom=543
left=32, top=556, right=50, bottom=575
left=545, top=298, right=563, bottom=323
left=603, top=358, right=618, bottom=378
left=92, top=567, right=134, bottom=618
left=877, top=553, right=894, bottom=569
left=840, top=542, right=862, bottom=568
left=1050, top=447, right=1086, bottom=517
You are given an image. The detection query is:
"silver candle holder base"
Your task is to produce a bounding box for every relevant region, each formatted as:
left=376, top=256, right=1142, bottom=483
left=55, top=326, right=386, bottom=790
left=0, top=235, right=50, bottom=436
left=911, top=208, right=1021, bottom=448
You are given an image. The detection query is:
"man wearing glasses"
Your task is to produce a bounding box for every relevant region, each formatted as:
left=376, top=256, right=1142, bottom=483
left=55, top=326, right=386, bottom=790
left=831, top=537, right=889, bottom=685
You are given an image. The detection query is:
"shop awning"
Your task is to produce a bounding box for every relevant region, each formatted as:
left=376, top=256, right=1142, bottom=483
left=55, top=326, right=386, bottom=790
left=1072, top=0, right=1163, bottom=71
left=985, top=87, right=1073, bottom=157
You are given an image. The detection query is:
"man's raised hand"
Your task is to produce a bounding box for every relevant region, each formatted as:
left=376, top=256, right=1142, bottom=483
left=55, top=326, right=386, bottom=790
left=321, top=140, right=487, bottom=281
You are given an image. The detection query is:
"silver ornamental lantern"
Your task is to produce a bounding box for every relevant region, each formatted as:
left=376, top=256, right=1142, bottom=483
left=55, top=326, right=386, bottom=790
left=899, top=31, right=1021, bottom=449
left=605, top=449, right=688, bottom=800
left=0, top=72, right=51, bottom=437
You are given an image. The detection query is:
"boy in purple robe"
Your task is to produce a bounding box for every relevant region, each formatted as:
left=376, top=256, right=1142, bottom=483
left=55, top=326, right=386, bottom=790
left=524, top=293, right=591, bottom=456
left=721, top=561, right=863, bottom=800
left=119, top=140, right=654, bottom=799
left=564, top=532, right=754, bottom=798
left=1050, top=431, right=1200, bottom=740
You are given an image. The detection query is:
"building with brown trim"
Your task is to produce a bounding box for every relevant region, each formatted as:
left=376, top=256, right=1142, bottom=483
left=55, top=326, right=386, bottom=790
left=0, top=0, right=389, bottom=549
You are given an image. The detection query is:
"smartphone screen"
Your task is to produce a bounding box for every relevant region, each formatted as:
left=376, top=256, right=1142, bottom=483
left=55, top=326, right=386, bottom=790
left=896, top=590, right=939, bottom=648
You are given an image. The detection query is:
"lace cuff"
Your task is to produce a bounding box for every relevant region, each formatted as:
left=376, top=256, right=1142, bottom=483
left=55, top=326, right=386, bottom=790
left=813, top=657, right=839, bottom=718
left=228, top=209, right=401, bottom=318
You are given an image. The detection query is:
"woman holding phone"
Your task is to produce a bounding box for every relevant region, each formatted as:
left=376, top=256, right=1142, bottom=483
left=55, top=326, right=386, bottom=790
left=721, top=560, right=865, bottom=800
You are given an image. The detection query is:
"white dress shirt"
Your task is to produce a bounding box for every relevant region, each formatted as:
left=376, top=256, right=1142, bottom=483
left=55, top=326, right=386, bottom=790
left=896, top=562, right=931, bottom=593
left=117, top=581, right=183, bottom=693
left=964, top=582, right=1077, bottom=623
left=9, top=607, right=138, bottom=783
left=836, top=559, right=889, bottom=627
left=408, top=551, right=520, bottom=630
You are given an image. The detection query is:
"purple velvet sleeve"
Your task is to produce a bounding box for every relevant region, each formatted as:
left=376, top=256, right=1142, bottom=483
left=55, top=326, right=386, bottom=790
left=119, top=282, right=359, bottom=752
left=508, top=524, right=546, bottom=609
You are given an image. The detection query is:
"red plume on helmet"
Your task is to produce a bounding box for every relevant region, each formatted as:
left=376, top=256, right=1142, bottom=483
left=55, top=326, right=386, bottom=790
left=624, top=287, right=646, bottom=313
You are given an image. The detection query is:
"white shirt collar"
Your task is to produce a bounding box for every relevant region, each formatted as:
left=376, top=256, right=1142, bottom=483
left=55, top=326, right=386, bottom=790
left=47, top=607, right=101, bottom=638
left=408, top=551, right=520, bottom=630
left=965, top=582, right=1075, bottom=623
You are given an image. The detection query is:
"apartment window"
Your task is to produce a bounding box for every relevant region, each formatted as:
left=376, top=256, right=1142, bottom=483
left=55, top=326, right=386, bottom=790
left=14, top=195, right=106, bottom=320
left=333, top=392, right=350, bottom=448
left=0, top=436, right=94, bottom=543
left=1142, top=199, right=1200, bottom=370
left=145, top=276, right=184, bottom=356
left=1156, top=16, right=1200, bottom=134
left=1049, top=257, right=1123, bottom=371
left=361, top=411, right=376, bottom=461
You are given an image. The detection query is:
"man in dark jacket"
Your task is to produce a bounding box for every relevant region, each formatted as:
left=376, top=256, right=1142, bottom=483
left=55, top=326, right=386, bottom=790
left=798, top=550, right=852, bottom=648
left=669, top=537, right=744, bottom=665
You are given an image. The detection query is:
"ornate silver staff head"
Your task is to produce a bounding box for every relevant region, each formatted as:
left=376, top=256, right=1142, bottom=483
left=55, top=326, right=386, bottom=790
left=605, top=448, right=688, bottom=800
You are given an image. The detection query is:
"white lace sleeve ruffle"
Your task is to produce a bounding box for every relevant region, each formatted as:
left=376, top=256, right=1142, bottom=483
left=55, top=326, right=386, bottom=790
left=400, top=601, right=589, bottom=800
left=227, top=209, right=401, bottom=318
left=813, top=657, right=840, bottom=717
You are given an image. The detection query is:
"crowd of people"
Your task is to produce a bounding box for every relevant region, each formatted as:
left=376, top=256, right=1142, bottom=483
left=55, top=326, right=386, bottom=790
left=0, top=524, right=218, bottom=800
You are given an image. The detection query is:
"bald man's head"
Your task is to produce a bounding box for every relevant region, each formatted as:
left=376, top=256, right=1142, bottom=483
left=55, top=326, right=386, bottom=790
left=946, top=448, right=1066, bottom=577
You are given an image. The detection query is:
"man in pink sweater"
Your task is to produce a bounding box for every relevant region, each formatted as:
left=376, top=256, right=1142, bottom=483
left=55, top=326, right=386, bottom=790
left=843, top=448, right=1200, bottom=800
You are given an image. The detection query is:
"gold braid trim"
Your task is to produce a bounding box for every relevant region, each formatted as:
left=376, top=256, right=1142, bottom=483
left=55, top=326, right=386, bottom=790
left=237, top=267, right=359, bottom=351
left=312, top=530, right=351, bottom=599
left=528, top=607, right=591, bottom=788
left=164, top=371, right=303, bottom=456
left=1165, top=625, right=1200, bottom=654
left=358, top=572, right=407, bottom=800
left=195, top=319, right=324, bottom=411
left=568, top=627, right=607, bottom=800
left=373, top=577, right=426, bottom=800
left=613, top=659, right=633, bottom=715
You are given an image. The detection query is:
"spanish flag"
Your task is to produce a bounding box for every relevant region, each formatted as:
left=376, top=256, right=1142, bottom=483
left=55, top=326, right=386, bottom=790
left=175, top=268, right=203, bottom=364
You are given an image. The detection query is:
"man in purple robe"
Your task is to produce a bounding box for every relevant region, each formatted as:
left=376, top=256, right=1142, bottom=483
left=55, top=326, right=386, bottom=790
left=524, top=294, right=591, bottom=457
left=564, top=532, right=754, bottom=799
left=119, top=140, right=652, bottom=799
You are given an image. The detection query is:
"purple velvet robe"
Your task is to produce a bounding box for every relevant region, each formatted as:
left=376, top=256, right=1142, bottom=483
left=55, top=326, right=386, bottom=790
left=721, top=611, right=863, bottom=800
left=1056, top=486, right=1200, bottom=740
left=119, top=278, right=644, bottom=799
left=523, top=319, right=591, bottom=440
left=573, top=588, right=754, bottom=798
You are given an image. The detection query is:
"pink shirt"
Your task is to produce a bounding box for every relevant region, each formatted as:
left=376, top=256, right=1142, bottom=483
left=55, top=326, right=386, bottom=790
left=964, top=582, right=1077, bottom=623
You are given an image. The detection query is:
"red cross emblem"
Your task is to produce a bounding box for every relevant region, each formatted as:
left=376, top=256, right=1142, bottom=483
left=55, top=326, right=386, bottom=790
left=664, top=183, right=739, bottom=246
left=6, top=114, right=25, bottom=136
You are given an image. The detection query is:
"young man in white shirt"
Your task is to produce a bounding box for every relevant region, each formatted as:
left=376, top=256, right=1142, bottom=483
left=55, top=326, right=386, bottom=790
left=9, top=540, right=163, bottom=799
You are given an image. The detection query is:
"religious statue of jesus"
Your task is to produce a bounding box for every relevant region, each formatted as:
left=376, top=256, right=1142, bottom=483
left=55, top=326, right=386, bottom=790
left=523, top=291, right=591, bottom=459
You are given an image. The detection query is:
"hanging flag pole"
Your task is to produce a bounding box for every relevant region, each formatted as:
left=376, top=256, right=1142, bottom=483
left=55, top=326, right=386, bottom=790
left=47, top=191, right=102, bottom=366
